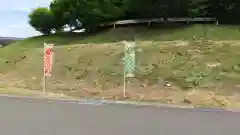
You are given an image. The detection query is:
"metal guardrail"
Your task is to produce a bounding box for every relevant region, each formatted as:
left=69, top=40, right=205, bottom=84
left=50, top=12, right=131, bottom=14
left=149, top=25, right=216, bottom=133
left=100, top=18, right=218, bottom=27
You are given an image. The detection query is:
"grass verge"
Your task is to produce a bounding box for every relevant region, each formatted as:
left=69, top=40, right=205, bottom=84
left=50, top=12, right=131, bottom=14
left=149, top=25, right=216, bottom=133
left=0, top=87, right=74, bottom=100
left=1, top=24, right=240, bottom=109
left=7, top=24, right=240, bottom=48
left=1, top=40, right=240, bottom=108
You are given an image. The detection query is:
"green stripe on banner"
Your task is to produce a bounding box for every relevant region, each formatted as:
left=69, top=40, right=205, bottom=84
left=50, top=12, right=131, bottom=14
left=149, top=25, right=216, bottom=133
left=124, top=42, right=136, bottom=78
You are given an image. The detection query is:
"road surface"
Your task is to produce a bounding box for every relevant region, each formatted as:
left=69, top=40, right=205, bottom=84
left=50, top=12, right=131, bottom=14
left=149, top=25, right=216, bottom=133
left=0, top=96, right=239, bottom=135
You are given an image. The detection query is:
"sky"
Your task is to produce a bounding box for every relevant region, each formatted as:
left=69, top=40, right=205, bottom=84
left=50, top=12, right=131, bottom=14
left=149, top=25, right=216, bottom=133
left=0, top=0, right=52, bottom=38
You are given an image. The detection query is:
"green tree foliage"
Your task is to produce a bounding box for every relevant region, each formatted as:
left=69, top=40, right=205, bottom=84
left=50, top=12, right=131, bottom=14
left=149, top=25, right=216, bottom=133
left=29, top=8, right=58, bottom=34
left=188, top=0, right=208, bottom=17
left=206, top=0, right=240, bottom=23
left=29, top=0, right=240, bottom=35
left=50, top=0, right=127, bottom=31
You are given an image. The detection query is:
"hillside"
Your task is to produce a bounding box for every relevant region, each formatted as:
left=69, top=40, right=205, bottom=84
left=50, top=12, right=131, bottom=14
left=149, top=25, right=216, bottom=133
left=8, top=24, right=240, bottom=47
left=1, top=24, right=240, bottom=108
left=0, top=37, right=23, bottom=46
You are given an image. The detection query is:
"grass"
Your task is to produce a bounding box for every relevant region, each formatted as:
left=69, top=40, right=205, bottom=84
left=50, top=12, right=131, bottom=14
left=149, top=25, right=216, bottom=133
left=1, top=24, right=240, bottom=108
left=0, top=87, right=75, bottom=100
left=7, top=24, right=240, bottom=48
left=0, top=87, right=37, bottom=96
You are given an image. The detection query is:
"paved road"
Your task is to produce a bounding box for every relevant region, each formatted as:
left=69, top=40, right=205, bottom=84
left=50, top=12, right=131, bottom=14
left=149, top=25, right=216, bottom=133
left=0, top=96, right=239, bottom=135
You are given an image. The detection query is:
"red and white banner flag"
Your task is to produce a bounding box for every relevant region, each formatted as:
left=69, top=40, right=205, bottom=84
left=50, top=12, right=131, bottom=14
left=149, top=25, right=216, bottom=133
left=44, top=43, right=54, bottom=76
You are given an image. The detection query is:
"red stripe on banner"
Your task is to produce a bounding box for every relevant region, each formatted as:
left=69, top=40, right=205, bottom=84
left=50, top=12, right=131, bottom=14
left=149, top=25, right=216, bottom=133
left=44, top=45, right=54, bottom=76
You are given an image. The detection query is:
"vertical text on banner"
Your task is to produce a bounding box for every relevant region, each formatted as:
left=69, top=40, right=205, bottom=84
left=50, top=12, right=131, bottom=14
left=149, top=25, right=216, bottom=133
left=44, top=43, right=54, bottom=76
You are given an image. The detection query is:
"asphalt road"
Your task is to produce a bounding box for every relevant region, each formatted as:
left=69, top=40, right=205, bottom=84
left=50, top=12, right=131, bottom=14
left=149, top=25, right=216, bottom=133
left=0, top=96, right=239, bottom=135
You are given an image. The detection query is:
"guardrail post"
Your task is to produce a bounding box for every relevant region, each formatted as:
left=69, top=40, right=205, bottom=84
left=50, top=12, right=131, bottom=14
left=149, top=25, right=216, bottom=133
left=148, top=20, right=151, bottom=27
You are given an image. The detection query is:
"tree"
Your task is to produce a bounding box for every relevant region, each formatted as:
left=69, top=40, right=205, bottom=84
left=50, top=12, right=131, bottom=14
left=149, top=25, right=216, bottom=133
left=29, top=7, right=59, bottom=34
left=29, top=0, right=240, bottom=34
left=50, top=0, right=127, bottom=31
left=184, top=0, right=207, bottom=18
left=206, top=0, right=240, bottom=23
left=124, top=0, right=166, bottom=18
left=124, top=0, right=191, bottom=19
left=50, top=0, right=80, bottom=31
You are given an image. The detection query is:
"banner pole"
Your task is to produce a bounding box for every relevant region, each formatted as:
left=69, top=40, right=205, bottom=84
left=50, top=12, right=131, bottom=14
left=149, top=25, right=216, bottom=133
left=123, top=41, right=136, bottom=99
left=123, top=70, right=126, bottom=98
left=43, top=76, right=46, bottom=92
left=43, top=43, right=54, bottom=92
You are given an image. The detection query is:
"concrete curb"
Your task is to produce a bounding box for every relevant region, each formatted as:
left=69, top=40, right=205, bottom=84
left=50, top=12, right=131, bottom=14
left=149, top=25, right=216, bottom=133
left=106, top=100, right=195, bottom=109
left=0, top=94, right=239, bottom=113
left=224, top=109, right=240, bottom=113
left=107, top=100, right=240, bottom=113
left=0, top=94, right=82, bottom=103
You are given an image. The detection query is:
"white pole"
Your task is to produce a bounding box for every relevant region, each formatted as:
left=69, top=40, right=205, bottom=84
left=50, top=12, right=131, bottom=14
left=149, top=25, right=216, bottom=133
left=43, top=76, right=46, bottom=92
left=123, top=41, right=135, bottom=98
left=123, top=69, right=126, bottom=98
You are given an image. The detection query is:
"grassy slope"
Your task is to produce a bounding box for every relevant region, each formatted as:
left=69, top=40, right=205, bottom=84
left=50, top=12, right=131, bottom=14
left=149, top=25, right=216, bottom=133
left=1, top=24, right=240, bottom=108
left=8, top=24, right=240, bottom=47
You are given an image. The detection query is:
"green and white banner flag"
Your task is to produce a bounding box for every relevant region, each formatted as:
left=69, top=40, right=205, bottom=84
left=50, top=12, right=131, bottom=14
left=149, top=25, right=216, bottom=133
left=123, top=41, right=136, bottom=78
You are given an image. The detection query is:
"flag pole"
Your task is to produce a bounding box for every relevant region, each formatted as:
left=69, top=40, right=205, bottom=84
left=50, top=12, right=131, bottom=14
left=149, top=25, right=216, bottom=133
left=123, top=68, right=126, bottom=98
left=43, top=75, right=46, bottom=92
left=123, top=41, right=136, bottom=99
